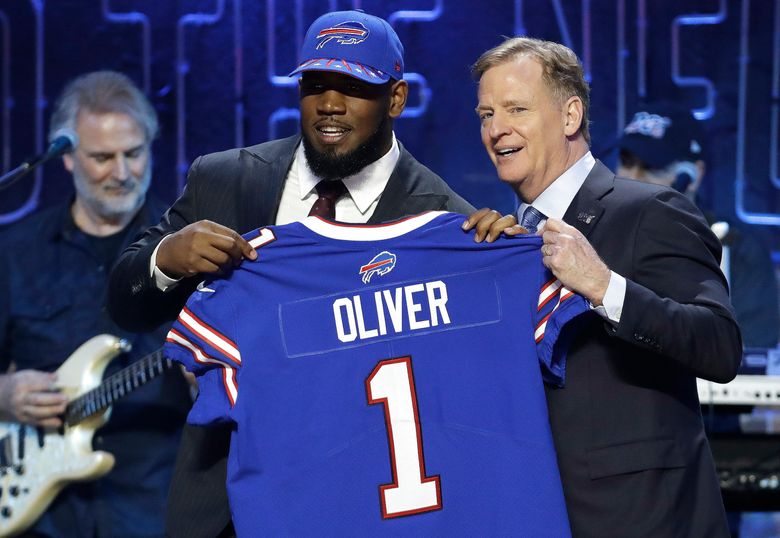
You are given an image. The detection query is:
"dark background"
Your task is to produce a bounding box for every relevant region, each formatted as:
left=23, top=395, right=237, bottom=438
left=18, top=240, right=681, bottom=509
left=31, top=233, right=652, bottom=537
left=0, top=0, right=777, bottom=249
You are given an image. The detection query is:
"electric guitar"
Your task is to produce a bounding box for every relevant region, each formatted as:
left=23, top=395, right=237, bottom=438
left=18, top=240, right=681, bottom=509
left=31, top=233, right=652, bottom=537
left=0, top=334, right=175, bottom=536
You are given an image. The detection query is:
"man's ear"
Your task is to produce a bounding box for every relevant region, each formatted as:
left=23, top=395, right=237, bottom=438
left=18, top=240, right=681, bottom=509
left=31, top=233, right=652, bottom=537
left=691, top=159, right=706, bottom=193
left=388, top=79, right=408, bottom=119
left=63, top=153, right=74, bottom=173
left=563, top=96, right=584, bottom=137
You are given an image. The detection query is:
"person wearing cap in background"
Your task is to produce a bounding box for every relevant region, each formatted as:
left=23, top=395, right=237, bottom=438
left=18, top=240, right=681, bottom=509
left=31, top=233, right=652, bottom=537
left=107, top=10, right=472, bottom=538
left=618, top=102, right=779, bottom=348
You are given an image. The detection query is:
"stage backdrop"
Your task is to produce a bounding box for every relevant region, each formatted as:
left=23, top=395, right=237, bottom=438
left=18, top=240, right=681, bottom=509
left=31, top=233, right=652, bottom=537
left=0, top=0, right=778, bottom=248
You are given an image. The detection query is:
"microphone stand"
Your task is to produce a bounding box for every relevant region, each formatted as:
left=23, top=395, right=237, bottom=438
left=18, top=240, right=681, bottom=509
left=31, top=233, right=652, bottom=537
left=0, top=161, right=35, bottom=190
left=0, top=140, right=72, bottom=190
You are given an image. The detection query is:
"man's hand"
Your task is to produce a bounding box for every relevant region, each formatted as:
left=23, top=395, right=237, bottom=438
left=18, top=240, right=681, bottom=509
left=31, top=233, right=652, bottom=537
left=156, top=220, right=257, bottom=278
left=0, top=370, right=68, bottom=427
left=541, top=218, right=611, bottom=305
left=462, top=208, right=527, bottom=242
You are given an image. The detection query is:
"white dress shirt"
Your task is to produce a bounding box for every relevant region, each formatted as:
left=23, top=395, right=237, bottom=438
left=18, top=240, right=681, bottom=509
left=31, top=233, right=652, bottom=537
left=517, top=152, right=626, bottom=323
left=275, top=134, right=399, bottom=225
left=152, top=135, right=401, bottom=290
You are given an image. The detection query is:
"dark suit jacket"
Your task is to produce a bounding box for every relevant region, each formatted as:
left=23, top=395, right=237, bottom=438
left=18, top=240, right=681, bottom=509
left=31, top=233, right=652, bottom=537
left=549, top=161, right=742, bottom=537
left=107, top=135, right=473, bottom=538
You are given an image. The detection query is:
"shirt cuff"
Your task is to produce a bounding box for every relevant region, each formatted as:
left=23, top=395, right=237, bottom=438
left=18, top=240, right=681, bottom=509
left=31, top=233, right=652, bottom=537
left=589, top=271, right=626, bottom=324
left=150, top=236, right=182, bottom=292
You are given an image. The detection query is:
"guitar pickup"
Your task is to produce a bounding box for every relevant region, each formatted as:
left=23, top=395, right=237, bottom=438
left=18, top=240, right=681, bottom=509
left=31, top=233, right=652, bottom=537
left=16, top=426, right=24, bottom=461
left=0, top=434, right=10, bottom=469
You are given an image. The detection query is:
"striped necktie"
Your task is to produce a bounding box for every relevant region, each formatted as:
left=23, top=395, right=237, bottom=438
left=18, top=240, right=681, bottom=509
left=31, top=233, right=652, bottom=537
left=520, top=205, right=546, bottom=233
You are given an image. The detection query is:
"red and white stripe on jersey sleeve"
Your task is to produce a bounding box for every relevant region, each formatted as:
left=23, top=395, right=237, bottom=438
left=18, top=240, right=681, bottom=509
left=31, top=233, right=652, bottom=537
left=166, top=328, right=238, bottom=406
left=537, top=278, right=562, bottom=311
left=178, top=306, right=241, bottom=366
left=535, top=278, right=575, bottom=343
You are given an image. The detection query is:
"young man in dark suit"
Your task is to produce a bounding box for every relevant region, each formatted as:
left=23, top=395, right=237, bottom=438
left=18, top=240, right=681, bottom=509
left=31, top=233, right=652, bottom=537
left=465, top=37, right=742, bottom=537
left=108, top=10, right=472, bottom=538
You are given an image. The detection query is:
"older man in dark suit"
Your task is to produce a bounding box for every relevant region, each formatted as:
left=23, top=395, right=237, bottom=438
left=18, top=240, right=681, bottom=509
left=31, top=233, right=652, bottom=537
left=108, top=10, right=472, bottom=538
left=465, top=37, right=742, bottom=537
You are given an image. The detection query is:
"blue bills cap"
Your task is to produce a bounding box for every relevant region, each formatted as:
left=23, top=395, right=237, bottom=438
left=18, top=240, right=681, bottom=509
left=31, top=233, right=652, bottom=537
left=289, top=10, right=404, bottom=84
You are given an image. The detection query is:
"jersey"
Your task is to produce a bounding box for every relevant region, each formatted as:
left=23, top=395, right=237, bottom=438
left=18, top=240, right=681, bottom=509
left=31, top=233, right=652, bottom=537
left=163, top=211, right=590, bottom=536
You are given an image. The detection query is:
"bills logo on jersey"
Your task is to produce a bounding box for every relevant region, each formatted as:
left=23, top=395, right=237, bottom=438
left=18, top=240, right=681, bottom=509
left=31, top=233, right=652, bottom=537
left=316, top=21, right=369, bottom=49
left=359, top=251, right=396, bottom=284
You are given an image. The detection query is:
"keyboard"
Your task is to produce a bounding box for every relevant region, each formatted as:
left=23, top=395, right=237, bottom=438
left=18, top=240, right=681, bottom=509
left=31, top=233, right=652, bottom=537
left=698, top=375, right=780, bottom=406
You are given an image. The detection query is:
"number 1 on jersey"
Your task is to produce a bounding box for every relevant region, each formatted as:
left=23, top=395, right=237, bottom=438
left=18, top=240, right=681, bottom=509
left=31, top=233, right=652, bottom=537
left=366, top=356, right=442, bottom=519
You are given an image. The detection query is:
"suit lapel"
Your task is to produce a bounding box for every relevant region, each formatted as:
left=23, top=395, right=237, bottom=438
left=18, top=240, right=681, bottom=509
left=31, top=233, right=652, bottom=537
left=562, top=160, right=613, bottom=238
left=369, top=143, right=448, bottom=224
left=238, top=135, right=299, bottom=233
left=235, top=137, right=448, bottom=228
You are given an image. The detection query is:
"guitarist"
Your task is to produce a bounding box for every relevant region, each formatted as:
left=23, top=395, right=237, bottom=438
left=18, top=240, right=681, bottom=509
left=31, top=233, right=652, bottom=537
left=0, top=71, right=192, bottom=537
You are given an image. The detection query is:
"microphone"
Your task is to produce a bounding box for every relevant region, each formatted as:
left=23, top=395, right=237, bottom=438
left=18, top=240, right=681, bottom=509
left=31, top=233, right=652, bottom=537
left=42, top=129, right=79, bottom=162
left=0, top=128, right=79, bottom=189
left=670, top=161, right=697, bottom=194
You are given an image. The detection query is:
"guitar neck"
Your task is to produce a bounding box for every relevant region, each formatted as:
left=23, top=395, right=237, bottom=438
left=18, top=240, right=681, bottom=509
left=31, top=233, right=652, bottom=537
left=64, top=349, right=172, bottom=426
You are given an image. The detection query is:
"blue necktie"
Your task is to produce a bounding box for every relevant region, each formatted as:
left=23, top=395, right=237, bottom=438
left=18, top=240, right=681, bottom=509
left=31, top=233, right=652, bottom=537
left=520, top=205, right=546, bottom=233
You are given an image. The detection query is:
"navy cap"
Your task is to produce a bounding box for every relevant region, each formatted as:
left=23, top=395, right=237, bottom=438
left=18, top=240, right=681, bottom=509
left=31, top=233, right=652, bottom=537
left=289, top=10, right=404, bottom=84
left=619, top=102, right=703, bottom=169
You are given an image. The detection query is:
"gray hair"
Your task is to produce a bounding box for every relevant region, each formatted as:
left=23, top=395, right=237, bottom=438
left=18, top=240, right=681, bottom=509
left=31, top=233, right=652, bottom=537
left=472, top=37, right=591, bottom=145
left=49, top=70, right=158, bottom=143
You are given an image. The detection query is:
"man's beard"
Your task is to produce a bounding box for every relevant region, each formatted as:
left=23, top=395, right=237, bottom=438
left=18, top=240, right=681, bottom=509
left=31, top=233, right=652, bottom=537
left=73, top=163, right=151, bottom=222
left=302, top=116, right=390, bottom=181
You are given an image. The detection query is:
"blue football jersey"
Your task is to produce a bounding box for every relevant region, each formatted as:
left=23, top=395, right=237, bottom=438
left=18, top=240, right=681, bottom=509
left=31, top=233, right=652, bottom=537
left=164, top=211, right=589, bottom=536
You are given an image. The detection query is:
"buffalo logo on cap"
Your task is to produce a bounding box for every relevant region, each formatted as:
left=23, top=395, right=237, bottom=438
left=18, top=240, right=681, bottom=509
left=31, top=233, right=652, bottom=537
left=624, top=111, right=672, bottom=140
left=316, top=21, right=369, bottom=49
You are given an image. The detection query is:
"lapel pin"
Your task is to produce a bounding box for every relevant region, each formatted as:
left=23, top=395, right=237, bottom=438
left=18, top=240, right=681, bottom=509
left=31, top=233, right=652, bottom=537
left=577, top=212, right=595, bottom=224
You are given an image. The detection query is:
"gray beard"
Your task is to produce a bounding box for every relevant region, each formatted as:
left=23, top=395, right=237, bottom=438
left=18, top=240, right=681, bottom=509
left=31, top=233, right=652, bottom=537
left=72, top=165, right=151, bottom=222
